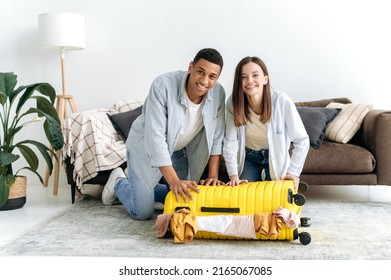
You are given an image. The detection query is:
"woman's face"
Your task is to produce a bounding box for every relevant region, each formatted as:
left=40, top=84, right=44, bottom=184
left=241, top=62, right=268, bottom=97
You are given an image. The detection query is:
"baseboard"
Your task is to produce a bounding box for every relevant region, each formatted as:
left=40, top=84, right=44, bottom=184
left=305, top=185, right=391, bottom=202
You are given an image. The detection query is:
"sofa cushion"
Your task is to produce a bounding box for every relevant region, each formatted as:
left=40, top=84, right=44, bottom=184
left=107, top=105, right=143, bottom=141
left=325, top=102, right=373, bottom=144
left=302, top=140, right=376, bottom=174
left=297, top=107, right=341, bottom=149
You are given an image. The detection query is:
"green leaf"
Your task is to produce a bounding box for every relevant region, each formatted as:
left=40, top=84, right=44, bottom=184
left=16, top=140, right=56, bottom=174
left=0, top=151, right=20, bottom=167
left=20, top=167, right=44, bottom=184
left=0, top=175, right=10, bottom=207
left=5, top=125, right=23, bottom=140
left=0, top=174, right=14, bottom=207
left=0, top=72, right=17, bottom=96
left=0, top=92, right=7, bottom=106
left=44, top=115, right=64, bottom=150
left=21, top=107, right=64, bottom=151
left=15, top=83, right=56, bottom=114
left=17, top=144, right=39, bottom=171
left=6, top=174, right=16, bottom=186
left=36, top=96, right=60, bottom=123
left=34, top=83, right=56, bottom=103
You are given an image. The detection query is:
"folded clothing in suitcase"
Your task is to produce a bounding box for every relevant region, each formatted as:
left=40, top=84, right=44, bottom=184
left=161, top=180, right=311, bottom=245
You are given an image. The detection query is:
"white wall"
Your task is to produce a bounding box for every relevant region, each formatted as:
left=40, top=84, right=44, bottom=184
left=2, top=0, right=391, bottom=184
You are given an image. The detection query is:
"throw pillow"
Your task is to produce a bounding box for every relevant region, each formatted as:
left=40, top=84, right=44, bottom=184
left=112, top=99, right=144, bottom=113
left=296, top=107, right=341, bottom=149
left=325, top=102, right=373, bottom=144
left=107, top=105, right=143, bottom=141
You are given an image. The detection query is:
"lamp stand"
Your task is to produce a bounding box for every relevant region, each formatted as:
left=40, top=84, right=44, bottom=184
left=44, top=51, right=78, bottom=195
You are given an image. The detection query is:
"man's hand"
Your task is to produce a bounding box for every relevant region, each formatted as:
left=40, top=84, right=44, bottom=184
left=199, top=177, right=226, bottom=186
left=169, top=180, right=199, bottom=203
left=200, top=155, right=225, bottom=186
left=159, top=165, right=200, bottom=202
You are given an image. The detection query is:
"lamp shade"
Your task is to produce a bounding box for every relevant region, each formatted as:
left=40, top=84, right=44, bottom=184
left=39, top=12, right=85, bottom=51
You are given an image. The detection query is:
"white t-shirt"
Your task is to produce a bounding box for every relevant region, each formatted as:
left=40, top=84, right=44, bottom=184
left=174, top=94, right=204, bottom=151
left=245, top=108, right=269, bottom=150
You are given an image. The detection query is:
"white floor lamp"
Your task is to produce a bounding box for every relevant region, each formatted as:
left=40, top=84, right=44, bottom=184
left=39, top=12, right=85, bottom=195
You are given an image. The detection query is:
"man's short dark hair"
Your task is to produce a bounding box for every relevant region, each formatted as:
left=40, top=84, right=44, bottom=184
left=193, top=48, right=224, bottom=70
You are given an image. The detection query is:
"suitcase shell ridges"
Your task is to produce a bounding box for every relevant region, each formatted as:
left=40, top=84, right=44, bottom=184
left=163, top=180, right=301, bottom=216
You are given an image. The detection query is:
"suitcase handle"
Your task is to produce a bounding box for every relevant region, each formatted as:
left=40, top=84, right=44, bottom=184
left=201, top=207, right=240, bottom=213
left=175, top=206, right=190, bottom=211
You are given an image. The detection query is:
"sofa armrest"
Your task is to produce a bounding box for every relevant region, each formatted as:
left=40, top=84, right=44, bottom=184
left=360, top=110, right=391, bottom=185
left=63, top=110, right=126, bottom=187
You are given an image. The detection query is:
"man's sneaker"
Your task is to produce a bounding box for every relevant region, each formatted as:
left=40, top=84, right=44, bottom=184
left=154, top=202, right=164, bottom=210
left=102, top=168, right=126, bottom=205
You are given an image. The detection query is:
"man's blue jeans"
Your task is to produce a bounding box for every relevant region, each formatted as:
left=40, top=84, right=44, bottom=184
left=114, top=149, right=189, bottom=220
left=240, top=147, right=271, bottom=182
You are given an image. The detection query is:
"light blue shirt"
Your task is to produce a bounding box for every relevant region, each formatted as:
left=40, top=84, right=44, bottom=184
left=126, top=70, right=226, bottom=191
left=223, top=89, right=309, bottom=179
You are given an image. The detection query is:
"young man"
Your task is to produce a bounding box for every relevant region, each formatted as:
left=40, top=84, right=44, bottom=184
left=102, top=48, right=226, bottom=220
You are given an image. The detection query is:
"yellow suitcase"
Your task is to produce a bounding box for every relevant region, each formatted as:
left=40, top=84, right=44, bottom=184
left=163, top=180, right=311, bottom=245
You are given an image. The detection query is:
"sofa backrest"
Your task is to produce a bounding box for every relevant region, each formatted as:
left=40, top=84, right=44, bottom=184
left=295, top=97, right=352, bottom=108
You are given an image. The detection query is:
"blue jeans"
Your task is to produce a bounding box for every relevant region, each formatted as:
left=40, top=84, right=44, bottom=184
left=240, top=147, right=271, bottom=182
left=114, top=149, right=189, bottom=220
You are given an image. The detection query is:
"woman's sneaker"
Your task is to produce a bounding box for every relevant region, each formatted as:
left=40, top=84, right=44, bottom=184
left=102, top=168, right=126, bottom=205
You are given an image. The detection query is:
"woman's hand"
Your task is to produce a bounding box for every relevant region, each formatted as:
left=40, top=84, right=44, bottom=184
left=169, top=180, right=199, bottom=203
left=281, top=173, right=300, bottom=192
left=226, top=175, right=248, bottom=186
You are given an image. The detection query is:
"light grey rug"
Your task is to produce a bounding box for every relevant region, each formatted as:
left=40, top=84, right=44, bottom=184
left=1, top=197, right=390, bottom=260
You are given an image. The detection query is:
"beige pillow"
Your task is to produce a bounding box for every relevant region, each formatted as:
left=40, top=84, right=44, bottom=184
left=325, top=102, right=373, bottom=143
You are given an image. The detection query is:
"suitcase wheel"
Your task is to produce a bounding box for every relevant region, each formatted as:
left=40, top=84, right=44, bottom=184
left=299, top=232, right=311, bottom=245
left=293, top=193, right=306, bottom=206
left=298, top=181, right=309, bottom=193
left=300, top=217, right=311, bottom=227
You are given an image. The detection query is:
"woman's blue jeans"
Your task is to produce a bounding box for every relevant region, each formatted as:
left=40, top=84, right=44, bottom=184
left=114, top=149, right=189, bottom=220
left=240, top=147, right=271, bottom=182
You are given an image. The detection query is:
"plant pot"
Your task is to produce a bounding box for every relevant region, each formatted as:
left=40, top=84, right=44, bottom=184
left=0, top=175, right=27, bottom=211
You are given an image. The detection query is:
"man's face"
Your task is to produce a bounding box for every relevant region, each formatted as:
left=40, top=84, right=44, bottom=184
left=186, top=58, right=221, bottom=103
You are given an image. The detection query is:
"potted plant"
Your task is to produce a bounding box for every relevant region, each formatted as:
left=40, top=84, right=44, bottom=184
left=0, top=72, right=64, bottom=210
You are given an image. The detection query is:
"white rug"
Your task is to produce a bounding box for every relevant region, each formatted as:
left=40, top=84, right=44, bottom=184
left=1, top=197, right=390, bottom=260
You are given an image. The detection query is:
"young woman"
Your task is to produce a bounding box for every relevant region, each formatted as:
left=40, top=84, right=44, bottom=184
left=223, top=56, right=309, bottom=191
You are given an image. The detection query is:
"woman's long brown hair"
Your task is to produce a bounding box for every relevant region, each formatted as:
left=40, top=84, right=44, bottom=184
left=232, top=56, right=272, bottom=127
